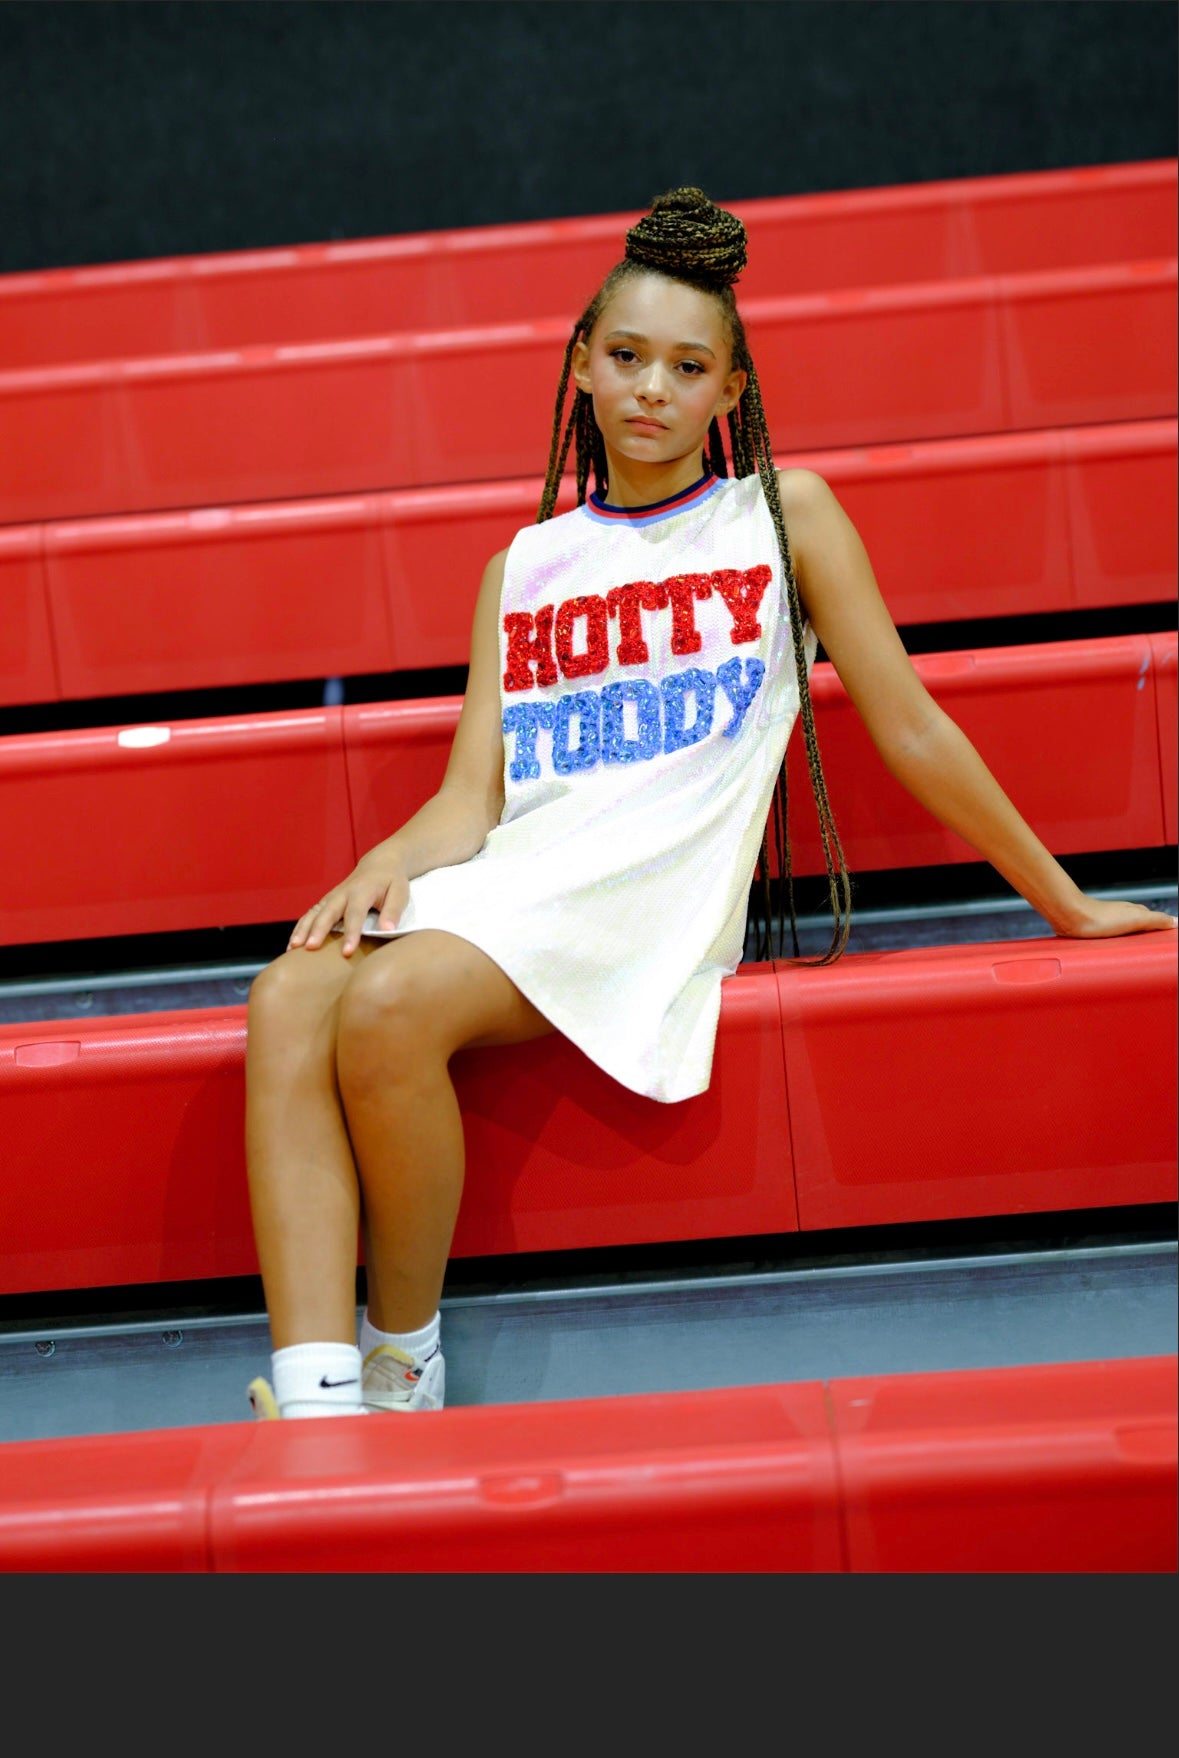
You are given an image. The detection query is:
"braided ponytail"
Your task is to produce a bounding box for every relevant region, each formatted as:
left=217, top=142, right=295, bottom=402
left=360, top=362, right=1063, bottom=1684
left=537, top=187, right=852, bottom=966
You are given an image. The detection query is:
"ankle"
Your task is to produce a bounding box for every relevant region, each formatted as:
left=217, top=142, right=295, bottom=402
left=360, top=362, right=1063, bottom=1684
left=359, top=1309, right=441, bottom=1364
left=272, top=1341, right=365, bottom=1418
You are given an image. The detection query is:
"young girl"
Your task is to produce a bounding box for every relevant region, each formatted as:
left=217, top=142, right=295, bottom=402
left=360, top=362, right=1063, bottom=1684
left=244, top=186, right=1176, bottom=1420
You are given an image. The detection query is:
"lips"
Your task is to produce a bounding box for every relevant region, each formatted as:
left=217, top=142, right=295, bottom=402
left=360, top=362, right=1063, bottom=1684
left=626, top=417, right=668, bottom=433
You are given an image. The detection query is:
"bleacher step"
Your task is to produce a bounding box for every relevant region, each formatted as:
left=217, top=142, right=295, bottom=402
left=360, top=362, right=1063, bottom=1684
left=1, top=1238, right=1173, bottom=1447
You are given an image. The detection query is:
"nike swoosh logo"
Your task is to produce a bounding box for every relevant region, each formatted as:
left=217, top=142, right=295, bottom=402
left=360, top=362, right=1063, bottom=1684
left=319, top=1375, right=359, bottom=1388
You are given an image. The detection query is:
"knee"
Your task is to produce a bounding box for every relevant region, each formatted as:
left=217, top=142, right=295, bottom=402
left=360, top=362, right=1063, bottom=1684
left=246, top=948, right=323, bottom=1043
left=336, top=954, right=442, bottom=1089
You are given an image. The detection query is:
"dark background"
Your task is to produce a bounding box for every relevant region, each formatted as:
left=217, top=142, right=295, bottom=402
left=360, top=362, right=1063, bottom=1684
left=1, top=0, right=1176, bottom=275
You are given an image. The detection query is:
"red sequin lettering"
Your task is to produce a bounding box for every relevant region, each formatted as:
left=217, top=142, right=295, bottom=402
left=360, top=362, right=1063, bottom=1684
left=711, top=565, right=771, bottom=644
left=660, top=574, right=713, bottom=655
left=554, top=595, right=610, bottom=680
left=606, top=583, right=652, bottom=666
left=502, top=605, right=557, bottom=692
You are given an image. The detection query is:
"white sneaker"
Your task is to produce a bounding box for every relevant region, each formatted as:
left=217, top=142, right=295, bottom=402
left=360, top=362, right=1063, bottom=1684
left=247, top=1376, right=281, bottom=1420
left=362, top=1343, right=445, bottom=1412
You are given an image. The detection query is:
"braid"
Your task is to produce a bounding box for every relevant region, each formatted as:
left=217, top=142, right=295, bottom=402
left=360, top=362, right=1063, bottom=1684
left=535, top=187, right=853, bottom=965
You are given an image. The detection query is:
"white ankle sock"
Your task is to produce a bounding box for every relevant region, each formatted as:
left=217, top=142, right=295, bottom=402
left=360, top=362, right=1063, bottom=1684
left=272, top=1342, right=366, bottom=1418
left=359, top=1310, right=441, bottom=1364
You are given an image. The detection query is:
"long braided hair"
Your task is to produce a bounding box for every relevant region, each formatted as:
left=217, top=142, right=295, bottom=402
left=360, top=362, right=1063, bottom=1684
left=536, top=186, right=852, bottom=965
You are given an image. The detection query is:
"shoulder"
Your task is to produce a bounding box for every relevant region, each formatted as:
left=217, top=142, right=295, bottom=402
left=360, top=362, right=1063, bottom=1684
left=477, top=545, right=509, bottom=593
left=774, top=467, right=841, bottom=525
left=772, top=468, right=857, bottom=573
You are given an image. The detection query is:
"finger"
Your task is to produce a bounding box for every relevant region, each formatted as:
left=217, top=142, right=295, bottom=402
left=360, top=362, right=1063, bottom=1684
left=287, top=905, right=321, bottom=949
left=339, top=895, right=379, bottom=957
left=1114, top=903, right=1177, bottom=934
left=376, top=883, right=403, bottom=932
left=302, top=897, right=344, bottom=951
left=1094, top=903, right=1177, bottom=937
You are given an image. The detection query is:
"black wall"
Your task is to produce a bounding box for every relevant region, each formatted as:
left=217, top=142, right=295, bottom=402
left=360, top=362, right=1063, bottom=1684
left=1, top=0, right=1176, bottom=274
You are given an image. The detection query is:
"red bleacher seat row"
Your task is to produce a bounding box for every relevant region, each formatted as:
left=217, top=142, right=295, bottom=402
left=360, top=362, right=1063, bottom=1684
left=1, top=260, right=1174, bottom=525
left=2, top=161, right=1174, bottom=368
left=0, top=632, right=1173, bottom=947
left=0, top=932, right=1173, bottom=1297
left=1, top=419, right=1173, bottom=707
left=0, top=1354, right=1172, bottom=1573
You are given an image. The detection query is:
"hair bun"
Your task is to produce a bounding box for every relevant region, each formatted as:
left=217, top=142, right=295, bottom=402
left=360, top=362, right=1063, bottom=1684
left=624, top=187, right=747, bottom=290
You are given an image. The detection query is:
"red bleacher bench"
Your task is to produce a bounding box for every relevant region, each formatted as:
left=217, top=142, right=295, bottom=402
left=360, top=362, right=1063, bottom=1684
left=776, top=931, right=1177, bottom=1229
left=1, top=262, right=1173, bottom=525
left=829, top=1354, right=1178, bottom=1574
left=0, top=933, right=1173, bottom=1298
left=2, top=419, right=1172, bottom=706
left=1152, top=631, right=1177, bottom=846
left=0, top=1355, right=1170, bottom=1572
left=1, top=634, right=1171, bottom=946
left=2, top=161, right=1173, bottom=369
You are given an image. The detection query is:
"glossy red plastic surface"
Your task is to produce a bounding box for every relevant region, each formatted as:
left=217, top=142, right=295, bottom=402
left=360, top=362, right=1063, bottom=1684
left=1000, top=260, right=1178, bottom=429
left=2, top=264, right=1174, bottom=525
left=0, top=524, right=56, bottom=706
left=782, top=634, right=1168, bottom=879
left=208, top=1382, right=841, bottom=1574
left=0, top=966, right=794, bottom=1297
left=0, top=708, right=356, bottom=944
left=1153, top=631, right=1178, bottom=846
left=342, top=699, right=460, bottom=855
left=2, top=162, right=1173, bottom=368
left=776, top=931, right=1178, bottom=1231
left=1065, top=421, right=1179, bottom=609
left=0, top=1011, right=258, bottom=1292
left=45, top=495, right=396, bottom=699
left=0, top=1356, right=1171, bottom=1572
left=0, top=1426, right=252, bottom=1574
left=831, top=1355, right=1178, bottom=1573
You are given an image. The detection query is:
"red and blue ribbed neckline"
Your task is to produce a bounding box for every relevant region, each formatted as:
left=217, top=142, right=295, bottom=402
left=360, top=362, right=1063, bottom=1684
left=585, top=468, right=721, bottom=529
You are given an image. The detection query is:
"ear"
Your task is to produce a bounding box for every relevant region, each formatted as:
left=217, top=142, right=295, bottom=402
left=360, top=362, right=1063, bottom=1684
left=571, top=336, right=592, bottom=396
left=716, top=366, right=747, bottom=418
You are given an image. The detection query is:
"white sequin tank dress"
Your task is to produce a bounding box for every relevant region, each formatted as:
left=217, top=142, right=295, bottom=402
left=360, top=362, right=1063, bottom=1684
left=349, top=468, right=817, bottom=1103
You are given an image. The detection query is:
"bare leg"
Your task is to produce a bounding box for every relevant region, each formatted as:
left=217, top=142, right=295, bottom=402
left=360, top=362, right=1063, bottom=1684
left=245, top=934, right=385, bottom=1349
left=245, top=929, right=552, bottom=1350
left=335, top=931, right=553, bottom=1333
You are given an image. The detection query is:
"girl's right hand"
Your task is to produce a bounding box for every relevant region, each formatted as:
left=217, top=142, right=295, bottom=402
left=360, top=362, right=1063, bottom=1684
left=287, top=851, right=411, bottom=956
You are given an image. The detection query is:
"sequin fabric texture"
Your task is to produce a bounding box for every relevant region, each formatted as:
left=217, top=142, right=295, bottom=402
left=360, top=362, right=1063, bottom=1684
left=350, top=470, right=816, bottom=1103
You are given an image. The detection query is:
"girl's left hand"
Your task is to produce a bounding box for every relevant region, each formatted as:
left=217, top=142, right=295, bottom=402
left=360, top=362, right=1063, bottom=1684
left=1053, top=897, right=1178, bottom=939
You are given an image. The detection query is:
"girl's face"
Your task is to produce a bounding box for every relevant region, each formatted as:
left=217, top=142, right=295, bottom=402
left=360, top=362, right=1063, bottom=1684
left=572, top=273, right=746, bottom=482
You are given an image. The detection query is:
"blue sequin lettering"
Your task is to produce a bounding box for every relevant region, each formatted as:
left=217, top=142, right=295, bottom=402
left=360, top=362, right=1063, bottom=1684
left=601, top=679, right=662, bottom=765
left=502, top=701, right=555, bottom=780
left=661, top=668, right=716, bottom=753
left=551, top=691, right=601, bottom=774
left=716, top=657, right=766, bottom=737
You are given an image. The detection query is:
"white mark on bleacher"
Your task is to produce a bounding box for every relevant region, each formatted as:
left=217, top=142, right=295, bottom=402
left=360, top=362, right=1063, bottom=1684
left=117, top=726, right=171, bottom=748
left=1136, top=650, right=1151, bottom=691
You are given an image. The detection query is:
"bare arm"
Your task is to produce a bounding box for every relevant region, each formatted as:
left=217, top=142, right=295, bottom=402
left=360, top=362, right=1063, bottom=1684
left=290, top=547, right=509, bottom=955
left=778, top=468, right=1176, bottom=939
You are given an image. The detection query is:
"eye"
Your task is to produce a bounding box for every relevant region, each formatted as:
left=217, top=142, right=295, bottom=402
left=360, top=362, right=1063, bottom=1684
left=609, top=346, right=639, bottom=365
left=677, top=359, right=707, bottom=376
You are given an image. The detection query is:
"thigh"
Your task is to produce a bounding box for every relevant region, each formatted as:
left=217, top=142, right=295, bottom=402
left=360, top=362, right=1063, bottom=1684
left=346, top=929, right=556, bottom=1055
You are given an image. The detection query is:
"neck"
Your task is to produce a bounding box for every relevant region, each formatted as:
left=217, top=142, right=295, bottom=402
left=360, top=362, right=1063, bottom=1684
left=596, top=449, right=709, bottom=507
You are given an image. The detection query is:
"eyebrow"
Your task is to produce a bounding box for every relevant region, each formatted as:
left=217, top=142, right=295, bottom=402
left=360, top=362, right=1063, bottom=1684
left=603, top=328, right=717, bottom=359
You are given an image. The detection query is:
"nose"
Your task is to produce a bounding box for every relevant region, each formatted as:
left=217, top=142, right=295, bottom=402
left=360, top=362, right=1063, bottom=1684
left=636, top=363, right=671, bottom=406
